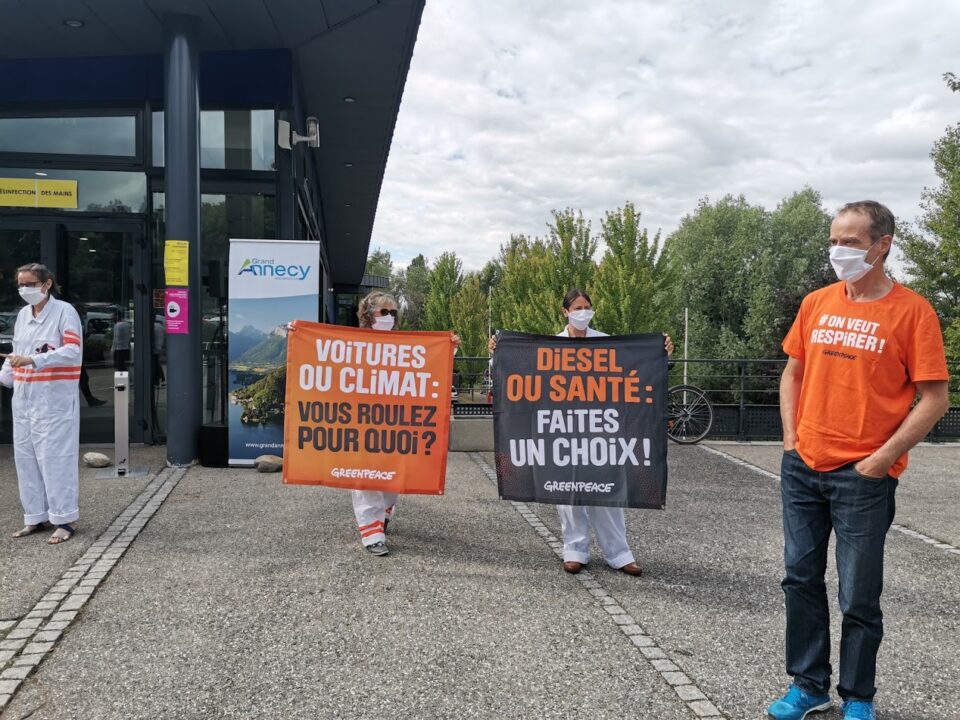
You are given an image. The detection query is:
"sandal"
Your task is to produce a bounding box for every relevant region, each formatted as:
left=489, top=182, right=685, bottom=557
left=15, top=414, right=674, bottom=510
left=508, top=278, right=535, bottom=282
left=48, top=524, right=77, bottom=545
left=12, top=522, right=52, bottom=539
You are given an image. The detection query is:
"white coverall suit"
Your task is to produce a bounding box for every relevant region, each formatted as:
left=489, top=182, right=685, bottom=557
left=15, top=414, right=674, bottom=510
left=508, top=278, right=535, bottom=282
left=352, top=490, right=397, bottom=547
left=554, top=328, right=636, bottom=569
left=0, top=298, right=83, bottom=526
left=351, top=319, right=397, bottom=547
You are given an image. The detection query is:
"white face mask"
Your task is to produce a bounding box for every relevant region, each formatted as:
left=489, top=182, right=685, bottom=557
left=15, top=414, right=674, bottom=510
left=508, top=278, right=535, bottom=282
left=829, top=245, right=878, bottom=283
left=372, top=315, right=395, bottom=331
left=567, top=309, right=594, bottom=331
left=19, top=286, right=46, bottom=306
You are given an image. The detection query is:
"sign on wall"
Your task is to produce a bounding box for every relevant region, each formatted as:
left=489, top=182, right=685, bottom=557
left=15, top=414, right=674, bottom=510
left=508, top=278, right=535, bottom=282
left=227, top=238, right=320, bottom=467
left=0, top=178, right=77, bottom=208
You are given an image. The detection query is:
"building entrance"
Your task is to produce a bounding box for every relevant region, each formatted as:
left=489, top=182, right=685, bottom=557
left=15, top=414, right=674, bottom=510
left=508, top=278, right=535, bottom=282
left=0, top=215, right=155, bottom=444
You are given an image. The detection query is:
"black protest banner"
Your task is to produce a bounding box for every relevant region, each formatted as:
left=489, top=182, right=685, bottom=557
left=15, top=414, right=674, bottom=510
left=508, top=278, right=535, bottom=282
left=493, top=331, right=668, bottom=508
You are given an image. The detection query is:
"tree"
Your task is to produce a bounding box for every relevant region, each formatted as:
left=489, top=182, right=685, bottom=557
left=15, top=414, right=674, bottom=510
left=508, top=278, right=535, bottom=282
left=661, top=195, right=768, bottom=362
left=364, top=247, right=393, bottom=278
left=544, top=208, right=597, bottom=295
left=493, top=210, right=598, bottom=334
left=741, top=188, right=834, bottom=359
left=657, top=191, right=836, bottom=399
left=490, top=235, right=552, bottom=333
left=901, top=75, right=960, bottom=360
left=423, top=252, right=463, bottom=331
left=591, top=202, right=670, bottom=336
left=449, top=273, right=488, bottom=357
left=394, top=254, right=430, bottom=330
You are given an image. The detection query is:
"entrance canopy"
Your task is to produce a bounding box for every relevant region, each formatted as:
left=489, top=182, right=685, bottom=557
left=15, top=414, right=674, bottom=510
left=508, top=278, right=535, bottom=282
left=0, top=0, right=425, bottom=285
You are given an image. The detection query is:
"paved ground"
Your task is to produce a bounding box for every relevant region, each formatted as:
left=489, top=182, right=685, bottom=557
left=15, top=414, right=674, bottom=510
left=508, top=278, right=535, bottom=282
left=1, top=443, right=957, bottom=719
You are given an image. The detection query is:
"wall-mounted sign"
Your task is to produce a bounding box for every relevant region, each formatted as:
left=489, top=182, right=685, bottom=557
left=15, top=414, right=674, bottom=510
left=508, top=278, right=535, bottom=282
left=0, top=178, right=78, bottom=208
left=164, top=240, right=189, bottom=286
left=165, top=288, right=188, bottom=334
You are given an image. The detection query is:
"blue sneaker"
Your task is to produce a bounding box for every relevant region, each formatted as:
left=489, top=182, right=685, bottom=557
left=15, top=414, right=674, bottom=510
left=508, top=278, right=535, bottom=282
left=841, top=700, right=875, bottom=720
left=767, top=684, right=832, bottom=719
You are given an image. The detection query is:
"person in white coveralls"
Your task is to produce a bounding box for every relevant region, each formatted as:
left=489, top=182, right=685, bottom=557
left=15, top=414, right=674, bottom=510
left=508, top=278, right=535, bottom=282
left=489, top=288, right=673, bottom=576
left=352, top=290, right=460, bottom=556
left=2, top=263, right=83, bottom=545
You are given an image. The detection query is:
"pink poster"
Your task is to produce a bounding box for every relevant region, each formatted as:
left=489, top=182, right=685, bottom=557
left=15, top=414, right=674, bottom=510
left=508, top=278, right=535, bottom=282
left=165, top=288, right=188, bottom=334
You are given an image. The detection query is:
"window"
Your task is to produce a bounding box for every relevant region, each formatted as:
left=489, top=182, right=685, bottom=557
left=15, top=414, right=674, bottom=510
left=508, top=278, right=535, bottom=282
left=0, top=167, right=147, bottom=213
left=152, top=110, right=276, bottom=171
left=0, top=115, right=137, bottom=157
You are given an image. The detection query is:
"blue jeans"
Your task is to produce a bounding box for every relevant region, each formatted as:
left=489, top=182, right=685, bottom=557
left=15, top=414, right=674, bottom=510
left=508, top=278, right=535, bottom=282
left=780, top=450, right=897, bottom=701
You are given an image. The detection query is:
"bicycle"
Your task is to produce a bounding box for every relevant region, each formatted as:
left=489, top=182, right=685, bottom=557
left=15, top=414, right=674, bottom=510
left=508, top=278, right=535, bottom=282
left=666, top=384, right=714, bottom=444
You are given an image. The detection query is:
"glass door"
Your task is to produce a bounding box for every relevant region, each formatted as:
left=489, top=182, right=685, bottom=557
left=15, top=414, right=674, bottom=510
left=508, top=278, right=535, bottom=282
left=0, top=216, right=151, bottom=445
left=0, top=221, right=46, bottom=442
left=56, top=222, right=149, bottom=444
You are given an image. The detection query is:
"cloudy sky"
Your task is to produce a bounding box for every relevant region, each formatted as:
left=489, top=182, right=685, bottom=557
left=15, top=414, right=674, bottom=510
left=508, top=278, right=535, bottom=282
left=370, top=0, right=960, bottom=272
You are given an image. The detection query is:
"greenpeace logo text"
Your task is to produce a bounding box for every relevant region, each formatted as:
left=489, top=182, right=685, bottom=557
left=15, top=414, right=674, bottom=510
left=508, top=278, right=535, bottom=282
left=237, top=257, right=311, bottom=280
left=331, top=468, right=397, bottom=481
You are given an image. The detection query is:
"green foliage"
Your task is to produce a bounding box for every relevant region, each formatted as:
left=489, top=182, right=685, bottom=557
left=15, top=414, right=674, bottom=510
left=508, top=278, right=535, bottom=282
left=591, top=202, right=670, bottom=336
left=493, top=235, right=553, bottom=333
left=660, top=190, right=832, bottom=364
left=449, top=273, right=489, bottom=357
left=742, top=188, right=834, bottom=358
left=423, top=252, right=463, bottom=331
left=901, top=124, right=960, bottom=347
left=395, top=254, right=430, bottom=330
left=494, top=210, right=597, bottom=334
left=661, top=195, right=767, bottom=360
left=365, top=247, right=393, bottom=278
left=233, top=366, right=286, bottom=423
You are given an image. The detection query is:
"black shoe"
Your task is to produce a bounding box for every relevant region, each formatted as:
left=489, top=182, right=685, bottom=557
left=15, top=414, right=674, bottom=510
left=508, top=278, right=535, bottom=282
left=86, top=397, right=106, bottom=407
left=365, top=542, right=389, bottom=556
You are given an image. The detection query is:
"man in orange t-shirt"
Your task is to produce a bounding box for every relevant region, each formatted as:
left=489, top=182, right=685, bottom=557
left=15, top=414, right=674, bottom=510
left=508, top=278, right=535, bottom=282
left=767, top=201, right=949, bottom=720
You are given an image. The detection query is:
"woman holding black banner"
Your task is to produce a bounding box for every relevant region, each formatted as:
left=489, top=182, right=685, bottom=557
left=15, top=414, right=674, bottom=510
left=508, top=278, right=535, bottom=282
left=489, top=288, right=673, bottom=576
left=351, top=290, right=460, bottom=556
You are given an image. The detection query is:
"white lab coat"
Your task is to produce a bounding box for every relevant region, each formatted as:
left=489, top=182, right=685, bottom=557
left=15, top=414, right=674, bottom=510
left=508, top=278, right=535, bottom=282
left=0, top=298, right=82, bottom=526
left=554, top=327, right=635, bottom=569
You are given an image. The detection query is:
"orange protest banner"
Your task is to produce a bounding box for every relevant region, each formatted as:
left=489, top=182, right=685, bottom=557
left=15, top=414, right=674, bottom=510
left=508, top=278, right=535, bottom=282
left=282, top=321, right=454, bottom=494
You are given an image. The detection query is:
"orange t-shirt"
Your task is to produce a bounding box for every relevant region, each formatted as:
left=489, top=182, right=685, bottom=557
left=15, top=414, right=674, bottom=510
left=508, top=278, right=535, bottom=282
left=782, top=281, right=948, bottom=478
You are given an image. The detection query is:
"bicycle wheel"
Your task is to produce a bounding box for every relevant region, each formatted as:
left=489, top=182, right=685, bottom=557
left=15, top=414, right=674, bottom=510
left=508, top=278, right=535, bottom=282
left=667, top=384, right=714, bottom=444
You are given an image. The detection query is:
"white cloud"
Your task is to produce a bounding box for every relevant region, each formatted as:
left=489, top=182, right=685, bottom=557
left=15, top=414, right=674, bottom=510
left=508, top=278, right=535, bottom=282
left=371, top=0, right=960, bottom=272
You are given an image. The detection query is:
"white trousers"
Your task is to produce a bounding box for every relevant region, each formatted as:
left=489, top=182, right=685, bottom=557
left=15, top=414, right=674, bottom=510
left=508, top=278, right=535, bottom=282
left=352, top=490, right=398, bottom=546
left=557, top=504, right=634, bottom=568
left=14, top=395, right=80, bottom=526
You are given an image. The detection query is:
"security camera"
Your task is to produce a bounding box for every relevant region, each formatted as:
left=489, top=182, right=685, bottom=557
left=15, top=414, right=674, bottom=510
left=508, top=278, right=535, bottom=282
left=278, top=117, right=320, bottom=150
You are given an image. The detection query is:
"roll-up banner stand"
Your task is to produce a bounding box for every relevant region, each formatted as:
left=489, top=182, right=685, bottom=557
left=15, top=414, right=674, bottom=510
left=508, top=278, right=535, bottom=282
left=228, top=239, right=320, bottom=466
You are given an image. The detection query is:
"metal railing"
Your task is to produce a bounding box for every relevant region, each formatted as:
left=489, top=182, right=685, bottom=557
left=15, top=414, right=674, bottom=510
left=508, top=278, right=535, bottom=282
left=452, top=356, right=960, bottom=441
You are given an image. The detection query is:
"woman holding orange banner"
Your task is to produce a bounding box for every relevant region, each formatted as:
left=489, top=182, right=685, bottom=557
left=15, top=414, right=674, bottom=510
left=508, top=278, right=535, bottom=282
left=352, top=290, right=460, bottom=556
left=489, top=288, right=673, bottom=576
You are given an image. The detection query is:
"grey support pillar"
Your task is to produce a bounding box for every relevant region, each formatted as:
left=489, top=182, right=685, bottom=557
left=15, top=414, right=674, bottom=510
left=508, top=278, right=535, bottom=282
left=163, top=14, right=202, bottom=466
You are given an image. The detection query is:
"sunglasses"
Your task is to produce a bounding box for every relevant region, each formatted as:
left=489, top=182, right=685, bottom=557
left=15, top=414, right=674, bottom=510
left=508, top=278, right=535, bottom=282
left=378, top=308, right=398, bottom=317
